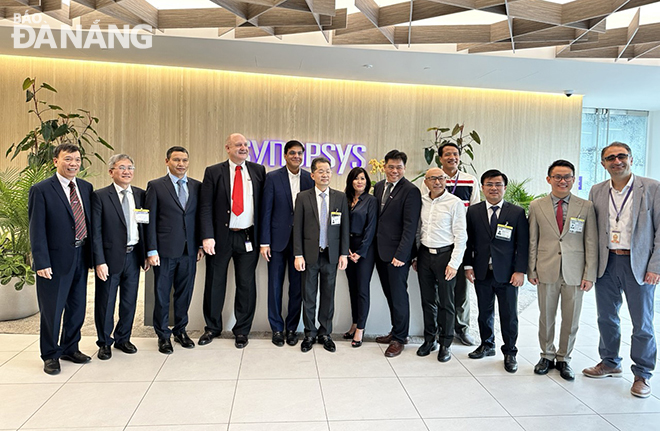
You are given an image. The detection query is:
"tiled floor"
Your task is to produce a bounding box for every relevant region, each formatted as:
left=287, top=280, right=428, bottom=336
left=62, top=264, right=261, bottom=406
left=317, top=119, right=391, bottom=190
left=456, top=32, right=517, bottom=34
left=1, top=293, right=660, bottom=431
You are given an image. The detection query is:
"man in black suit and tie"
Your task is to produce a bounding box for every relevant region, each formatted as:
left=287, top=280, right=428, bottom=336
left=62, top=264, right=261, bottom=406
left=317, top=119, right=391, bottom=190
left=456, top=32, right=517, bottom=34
left=373, top=149, right=422, bottom=358
left=29, top=143, right=94, bottom=375
left=145, top=146, right=203, bottom=354
left=92, top=154, right=148, bottom=360
left=464, top=169, right=529, bottom=373
left=260, top=140, right=314, bottom=347
left=293, top=157, right=350, bottom=353
left=198, top=133, right=266, bottom=349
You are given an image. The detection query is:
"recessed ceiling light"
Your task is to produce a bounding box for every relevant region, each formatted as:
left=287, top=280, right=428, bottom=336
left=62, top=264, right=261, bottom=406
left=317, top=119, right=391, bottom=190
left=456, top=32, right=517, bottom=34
left=362, top=64, right=373, bottom=69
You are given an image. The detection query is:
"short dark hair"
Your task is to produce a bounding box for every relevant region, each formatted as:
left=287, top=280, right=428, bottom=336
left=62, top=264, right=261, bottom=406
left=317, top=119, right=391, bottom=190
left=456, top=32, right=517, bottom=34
left=344, top=167, right=371, bottom=202
left=166, top=146, right=189, bottom=159
left=601, top=141, right=632, bottom=160
left=384, top=149, right=407, bottom=166
left=53, top=143, right=80, bottom=158
left=547, top=159, right=575, bottom=176
left=311, top=157, right=331, bottom=172
left=481, top=169, right=508, bottom=186
left=439, top=142, right=460, bottom=156
left=284, top=140, right=305, bottom=154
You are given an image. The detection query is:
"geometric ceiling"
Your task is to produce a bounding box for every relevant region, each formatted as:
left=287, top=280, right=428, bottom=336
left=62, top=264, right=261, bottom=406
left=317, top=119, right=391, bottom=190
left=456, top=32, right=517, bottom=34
left=2, top=0, right=660, bottom=60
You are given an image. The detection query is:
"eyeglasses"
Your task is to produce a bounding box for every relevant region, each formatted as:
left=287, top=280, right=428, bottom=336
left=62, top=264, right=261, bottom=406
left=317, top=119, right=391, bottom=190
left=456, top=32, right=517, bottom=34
left=602, top=153, right=630, bottom=162
left=549, top=174, right=574, bottom=182
left=425, top=175, right=448, bottom=182
left=484, top=183, right=505, bottom=188
left=385, top=165, right=405, bottom=171
left=113, top=166, right=135, bottom=171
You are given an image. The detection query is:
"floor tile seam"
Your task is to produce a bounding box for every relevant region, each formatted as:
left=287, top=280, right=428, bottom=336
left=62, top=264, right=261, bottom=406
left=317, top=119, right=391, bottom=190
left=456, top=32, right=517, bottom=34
left=538, top=373, right=602, bottom=416
left=467, top=367, right=519, bottom=419
left=121, top=352, right=172, bottom=429
left=226, top=348, right=245, bottom=426
left=387, top=358, right=432, bottom=424
left=14, top=374, right=70, bottom=431
left=311, top=349, right=331, bottom=428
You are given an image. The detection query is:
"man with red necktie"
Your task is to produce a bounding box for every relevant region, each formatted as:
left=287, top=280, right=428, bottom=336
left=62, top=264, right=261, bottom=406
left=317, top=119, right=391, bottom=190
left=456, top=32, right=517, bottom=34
left=198, top=133, right=265, bottom=349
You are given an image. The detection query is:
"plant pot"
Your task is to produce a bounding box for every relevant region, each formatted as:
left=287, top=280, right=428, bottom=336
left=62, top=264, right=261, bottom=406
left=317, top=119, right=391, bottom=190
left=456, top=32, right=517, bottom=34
left=0, top=281, right=39, bottom=321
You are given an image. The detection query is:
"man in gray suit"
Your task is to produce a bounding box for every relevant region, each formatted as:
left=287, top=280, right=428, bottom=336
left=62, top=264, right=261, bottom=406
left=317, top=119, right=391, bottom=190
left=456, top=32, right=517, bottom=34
left=293, top=157, right=350, bottom=353
left=528, top=160, right=598, bottom=381
left=584, top=142, right=660, bottom=398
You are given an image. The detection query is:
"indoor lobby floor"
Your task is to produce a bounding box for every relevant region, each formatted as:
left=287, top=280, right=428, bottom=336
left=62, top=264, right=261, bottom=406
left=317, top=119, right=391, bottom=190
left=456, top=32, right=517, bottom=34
left=1, top=292, right=660, bottom=431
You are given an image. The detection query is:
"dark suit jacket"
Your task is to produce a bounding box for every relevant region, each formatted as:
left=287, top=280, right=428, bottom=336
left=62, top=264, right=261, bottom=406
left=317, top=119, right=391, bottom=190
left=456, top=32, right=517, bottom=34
left=260, top=166, right=314, bottom=251
left=464, top=201, right=529, bottom=283
left=28, top=175, right=93, bottom=272
left=373, top=178, right=422, bottom=263
left=199, top=160, right=265, bottom=243
left=91, top=184, right=146, bottom=274
left=349, top=193, right=378, bottom=257
left=144, top=174, right=201, bottom=259
left=293, top=188, right=350, bottom=265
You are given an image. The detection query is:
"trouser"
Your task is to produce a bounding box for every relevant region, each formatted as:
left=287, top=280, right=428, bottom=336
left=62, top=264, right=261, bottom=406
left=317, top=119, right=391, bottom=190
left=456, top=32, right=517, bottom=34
left=376, top=257, right=412, bottom=343
left=474, top=270, right=519, bottom=356
left=346, top=238, right=375, bottom=329
left=153, top=251, right=196, bottom=339
left=302, top=250, right=338, bottom=338
left=267, top=238, right=303, bottom=333
left=417, top=246, right=456, bottom=347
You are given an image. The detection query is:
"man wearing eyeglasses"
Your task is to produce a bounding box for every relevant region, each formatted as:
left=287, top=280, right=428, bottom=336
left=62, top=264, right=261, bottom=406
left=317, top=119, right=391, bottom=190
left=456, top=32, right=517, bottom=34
left=92, top=154, right=149, bottom=360
left=527, top=160, right=597, bottom=381
left=583, top=142, right=659, bottom=398
left=413, top=167, right=467, bottom=362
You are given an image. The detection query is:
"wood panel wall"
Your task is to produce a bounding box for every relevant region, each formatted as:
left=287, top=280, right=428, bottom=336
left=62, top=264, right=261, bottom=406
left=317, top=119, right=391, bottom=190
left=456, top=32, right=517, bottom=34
left=0, top=54, right=583, bottom=194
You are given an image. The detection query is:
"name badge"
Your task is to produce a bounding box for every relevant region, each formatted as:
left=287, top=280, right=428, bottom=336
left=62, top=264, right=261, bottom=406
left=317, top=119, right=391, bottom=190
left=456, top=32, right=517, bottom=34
left=610, top=230, right=621, bottom=245
left=135, top=209, right=149, bottom=224
left=495, top=224, right=513, bottom=241
left=568, top=217, right=585, bottom=234
left=245, top=241, right=253, bottom=252
left=331, top=212, right=341, bottom=225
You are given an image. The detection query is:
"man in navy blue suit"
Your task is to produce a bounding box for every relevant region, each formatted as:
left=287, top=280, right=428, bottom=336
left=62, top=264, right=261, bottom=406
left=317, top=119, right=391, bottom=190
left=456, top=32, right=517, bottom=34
left=260, top=140, right=314, bottom=347
left=29, top=143, right=94, bottom=375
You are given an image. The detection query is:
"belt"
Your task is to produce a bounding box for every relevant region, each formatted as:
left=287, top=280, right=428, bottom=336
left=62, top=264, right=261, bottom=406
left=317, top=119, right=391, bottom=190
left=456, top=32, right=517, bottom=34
left=230, top=226, right=252, bottom=232
left=610, top=249, right=631, bottom=255
left=424, top=244, right=454, bottom=254
left=319, top=247, right=328, bottom=253
left=126, top=246, right=134, bottom=253
left=73, top=239, right=86, bottom=248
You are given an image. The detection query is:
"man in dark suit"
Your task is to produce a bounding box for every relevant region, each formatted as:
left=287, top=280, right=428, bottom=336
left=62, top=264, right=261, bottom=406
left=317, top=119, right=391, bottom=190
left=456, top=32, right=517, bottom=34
left=145, top=146, right=203, bottom=354
left=293, top=157, right=350, bottom=353
left=260, top=140, right=314, bottom=347
left=373, top=149, right=422, bottom=358
left=92, top=154, right=148, bottom=360
left=198, top=133, right=266, bottom=349
left=464, top=169, right=529, bottom=373
left=29, top=143, right=94, bottom=375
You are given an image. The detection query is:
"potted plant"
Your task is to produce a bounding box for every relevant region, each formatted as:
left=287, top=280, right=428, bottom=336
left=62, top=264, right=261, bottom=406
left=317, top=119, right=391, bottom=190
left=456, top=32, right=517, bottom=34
left=424, top=123, right=481, bottom=173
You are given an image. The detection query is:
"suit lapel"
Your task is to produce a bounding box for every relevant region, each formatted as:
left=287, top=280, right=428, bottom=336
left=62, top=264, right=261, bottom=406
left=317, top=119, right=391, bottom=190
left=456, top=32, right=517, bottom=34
left=632, top=179, right=643, bottom=233
left=382, top=179, right=405, bottom=213
left=164, top=175, right=184, bottom=211
left=562, top=195, right=583, bottom=238
left=539, top=195, right=561, bottom=238
left=280, top=167, right=294, bottom=211
left=309, top=189, right=320, bottom=226
left=222, top=161, right=231, bottom=206
left=108, top=185, right=127, bottom=228
left=479, top=202, right=492, bottom=237
left=49, top=175, right=74, bottom=220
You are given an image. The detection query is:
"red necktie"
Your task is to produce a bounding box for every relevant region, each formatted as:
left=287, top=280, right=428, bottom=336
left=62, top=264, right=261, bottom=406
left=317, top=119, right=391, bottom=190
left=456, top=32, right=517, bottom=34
left=556, top=199, right=564, bottom=234
left=232, top=165, right=244, bottom=216
left=69, top=181, right=87, bottom=240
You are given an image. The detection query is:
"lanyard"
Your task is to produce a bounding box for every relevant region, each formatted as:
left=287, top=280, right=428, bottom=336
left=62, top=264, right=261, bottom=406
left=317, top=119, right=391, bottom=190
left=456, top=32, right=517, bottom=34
left=450, top=172, right=459, bottom=195
left=609, top=182, right=634, bottom=223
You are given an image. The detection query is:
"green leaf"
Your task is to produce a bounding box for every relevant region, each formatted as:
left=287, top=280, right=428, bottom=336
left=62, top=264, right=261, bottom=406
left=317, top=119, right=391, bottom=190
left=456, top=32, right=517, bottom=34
left=427, top=127, right=438, bottom=132
left=438, top=128, right=450, bottom=133
left=465, top=148, right=474, bottom=159
left=48, top=105, right=63, bottom=111
left=451, top=123, right=461, bottom=136
left=41, top=122, right=54, bottom=143
left=456, top=137, right=463, bottom=147
left=40, top=82, right=58, bottom=93
left=22, top=78, right=34, bottom=91
left=26, top=90, right=34, bottom=103
left=470, top=131, right=481, bottom=144
left=424, top=147, right=434, bottom=165
left=435, top=155, right=442, bottom=167
left=78, top=109, right=90, bottom=114
left=94, top=152, right=105, bottom=163
left=52, top=124, right=68, bottom=139
left=98, top=137, right=113, bottom=150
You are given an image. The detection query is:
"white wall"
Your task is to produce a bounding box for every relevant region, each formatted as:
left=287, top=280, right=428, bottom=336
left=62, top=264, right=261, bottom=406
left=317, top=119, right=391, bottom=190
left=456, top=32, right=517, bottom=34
left=647, top=111, right=660, bottom=180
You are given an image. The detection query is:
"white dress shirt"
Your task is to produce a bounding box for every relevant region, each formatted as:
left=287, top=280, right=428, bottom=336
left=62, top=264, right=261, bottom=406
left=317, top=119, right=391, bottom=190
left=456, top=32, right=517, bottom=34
left=608, top=174, right=634, bottom=250
left=288, top=167, right=301, bottom=209
left=419, top=191, right=467, bottom=269
left=56, top=172, right=84, bottom=211
left=229, top=159, right=254, bottom=229
left=113, top=183, right=139, bottom=246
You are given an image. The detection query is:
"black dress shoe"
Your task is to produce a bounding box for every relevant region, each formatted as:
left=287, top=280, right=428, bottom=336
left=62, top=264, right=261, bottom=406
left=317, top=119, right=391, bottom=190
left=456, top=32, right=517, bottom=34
left=286, top=330, right=299, bottom=346
left=438, top=345, right=452, bottom=362
left=198, top=330, right=218, bottom=346
left=61, top=351, right=91, bottom=364
left=158, top=338, right=173, bottom=354
left=235, top=334, right=249, bottom=349
left=534, top=358, right=554, bottom=375
left=272, top=331, right=285, bottom=347
left=43, top=358, right=61, bottom=375
left=301, top=336, right=316, bottom=352
left=454, top=331, right=476, bottom=346
left=98, top=345, right=112, bottom=360
left=318, top=335, right=336, bottom=352
left=115, top=341, right=138, bottom=354
left=343, top=331, right=355, bottom=339
left=416, top=340, right=438, bottom=357
left=173, top=332, right=195, bottom=349
left=504, top=354, right=518, bottom=373
left=468, top=344, right=496, bottom=359
left=556, top=361, right=575, bottom=381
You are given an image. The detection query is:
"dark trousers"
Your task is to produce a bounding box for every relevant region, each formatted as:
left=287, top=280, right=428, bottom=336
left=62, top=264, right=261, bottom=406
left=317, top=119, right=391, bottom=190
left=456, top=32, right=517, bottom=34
left=94, top=249, right=140, bottom=347
left=37, top=246, right=88, bottom=360
left=474, top=270, right=519, bottom=356
left=203, top=229, right=259, bottom=336
left=376, top=257, right=411, bottom=343
left=596, top=254, right=656, bottom=379
left=454, top=264, right=471, bottom=335
left=346, top=238, right=375, bottom=329
left=267, top=238, right=302, bottom=333
left=417, top=246, right=456, bottom=347
left=152, top=251, right=196, bottom=339
left=302, top=250, right=338, bottom=338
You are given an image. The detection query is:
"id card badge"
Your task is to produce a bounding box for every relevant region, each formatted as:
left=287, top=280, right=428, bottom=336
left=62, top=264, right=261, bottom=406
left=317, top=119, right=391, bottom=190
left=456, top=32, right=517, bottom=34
left=610, top=230, right=621, bottom=245
left=245, top=241, right=253, bottom=252
left=331, top=212, right=341, bottom=225
left=134, top=209, right=149, bottom=224
left=495, top=224, right=513, bottom=241
left=568, top=217, right=585, bottom=234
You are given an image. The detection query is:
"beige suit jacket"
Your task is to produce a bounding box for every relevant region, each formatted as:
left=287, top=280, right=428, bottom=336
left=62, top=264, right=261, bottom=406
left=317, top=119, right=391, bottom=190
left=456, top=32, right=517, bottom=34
left=527, top=193, right=598, bottom=285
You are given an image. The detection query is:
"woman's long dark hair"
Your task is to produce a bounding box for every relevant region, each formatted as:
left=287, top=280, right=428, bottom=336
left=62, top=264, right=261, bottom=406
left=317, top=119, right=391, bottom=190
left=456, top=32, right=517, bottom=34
left=345, top=167, right=371, bottom=203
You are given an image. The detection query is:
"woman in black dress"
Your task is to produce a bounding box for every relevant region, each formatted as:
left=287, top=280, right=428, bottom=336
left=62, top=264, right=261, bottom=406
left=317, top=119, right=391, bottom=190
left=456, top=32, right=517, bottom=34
left=342, top=167, right=378, bottom=347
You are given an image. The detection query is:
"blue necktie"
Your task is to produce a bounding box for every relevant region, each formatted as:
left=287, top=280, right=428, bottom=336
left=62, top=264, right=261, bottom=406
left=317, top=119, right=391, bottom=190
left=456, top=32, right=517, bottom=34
left=320, top=192, right=328, bottom=249
left=177, top=178, right=187, bottom=208
left=490, top=205, right=499, bottom=235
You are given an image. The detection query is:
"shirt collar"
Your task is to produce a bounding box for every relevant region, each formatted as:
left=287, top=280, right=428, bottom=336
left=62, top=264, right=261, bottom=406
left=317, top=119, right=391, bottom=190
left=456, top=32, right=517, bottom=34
left=315, top=186, right=328, bottom=196
left=287, top=167, right=301, bottom=178
left=486, top=200, right=504, bottom=210
left=423, top=190, right=447, bottom=202
left=168, top=171, right=187, bottom=185
left=551, top=193, right=570, bottom=204
left=56, top=172, right=76, bottom=188
left=609, top=174, right=635, bottom=193
left=113, top=182, right=132, bottom=194
left=229, top=159, right=245, bottom=171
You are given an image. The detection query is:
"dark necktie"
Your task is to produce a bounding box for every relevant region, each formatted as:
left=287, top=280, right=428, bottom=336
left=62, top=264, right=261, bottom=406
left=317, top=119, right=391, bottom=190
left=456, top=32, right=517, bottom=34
left=121, top=189, right=131, bottom=243
left=69, top=181, right=87, bottom=240
left=557, top=199, right=564, bottom=234
left=381, top=182, right=393, bottom=209
left=177, top=178, right=187, bottom=209
left=232, top=165, right=244, bottom=216
left=490, top=205, right=499, bottom=235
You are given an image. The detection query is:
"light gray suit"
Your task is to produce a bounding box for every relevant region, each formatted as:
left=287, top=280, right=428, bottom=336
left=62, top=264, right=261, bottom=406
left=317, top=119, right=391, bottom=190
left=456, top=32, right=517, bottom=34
left=528, top=194, right=598, bottom=362
left=589, top=175, right=660, bottom=379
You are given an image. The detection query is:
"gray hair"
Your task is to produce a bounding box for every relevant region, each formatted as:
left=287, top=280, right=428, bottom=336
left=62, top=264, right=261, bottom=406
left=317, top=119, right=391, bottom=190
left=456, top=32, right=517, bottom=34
left=108, top=154, right=135, bottom=169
